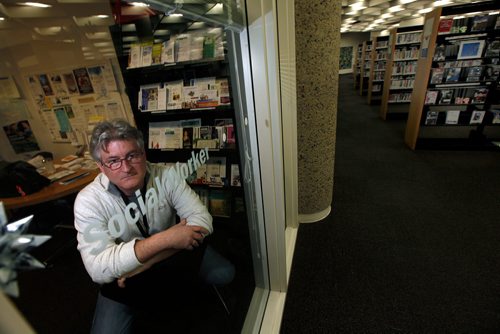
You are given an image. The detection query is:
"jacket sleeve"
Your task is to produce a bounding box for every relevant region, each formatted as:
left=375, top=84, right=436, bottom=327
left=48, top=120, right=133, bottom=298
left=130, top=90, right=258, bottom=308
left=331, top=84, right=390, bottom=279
left=161, top=167, right=213, bottom=234
left=74, top=187, right=143, bottom=284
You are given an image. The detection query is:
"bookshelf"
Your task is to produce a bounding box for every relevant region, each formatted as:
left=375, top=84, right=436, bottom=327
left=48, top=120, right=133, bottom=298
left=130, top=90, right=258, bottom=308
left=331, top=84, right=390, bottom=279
left=110, top=18, right=248, bottom=224
left=367, top=35, right=389, bottom=105
left=405, top=1, right=500, bottom=150
left=380, top=26, right=423, bottom=120
left=359, top=40, right=372, bottom=96
left=354, top=43, right=363, bottom=89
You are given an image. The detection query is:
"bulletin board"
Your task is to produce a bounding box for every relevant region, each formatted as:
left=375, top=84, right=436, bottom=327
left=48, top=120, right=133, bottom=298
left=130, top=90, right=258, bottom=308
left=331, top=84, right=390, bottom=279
left=25, top=62, right=127, bottom=144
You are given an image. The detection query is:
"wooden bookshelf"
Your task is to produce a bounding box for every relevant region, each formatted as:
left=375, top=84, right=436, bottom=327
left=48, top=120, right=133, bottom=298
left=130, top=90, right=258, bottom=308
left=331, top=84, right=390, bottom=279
left=354, top=43, right=363, bottom=89
left=404, top=1, right=500, bottom=150
left=359, top=40, right=372, bottom=96
left=380, top=26, right=423, bottom=120
left=367, top=35, right=389, bottom=105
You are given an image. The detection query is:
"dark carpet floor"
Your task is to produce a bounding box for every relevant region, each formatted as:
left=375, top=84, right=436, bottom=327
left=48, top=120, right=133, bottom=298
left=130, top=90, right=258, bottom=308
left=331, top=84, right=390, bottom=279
left=280, top=74, right=500, bottom=333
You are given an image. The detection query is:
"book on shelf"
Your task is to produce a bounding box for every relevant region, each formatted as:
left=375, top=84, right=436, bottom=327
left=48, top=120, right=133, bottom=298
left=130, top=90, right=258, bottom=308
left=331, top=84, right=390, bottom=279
left=161, top=39, right=175, bottom=63
left=139, top=84, right=167, bottom=112
left=230, top=164, right=241, bottom=187
left=433, top=45, right=446, bottom=61
left=164, top=127, right=183, bottom=149
left=465, top=66, right=483, bottom=82
left=209, top=189, right=231, bottom=218
left=491, top=109, right=500, bottom=124
left=425, top=111, right=439, bottom=125
left=438, top=89, right=453, bottom=104
left=206, top=157, right=226, bottom=186
left=484, top=65, right=500, bottom=81
left=128, top=43, right=142, bottom=68
left=471, top=88, right=488, bottom=104
left=445, top=110, right=460, bottom=124
left=450, top=17, right=469, bottom=34
left=438, top=18, right=454, bottom=35
left=217, top=78, right=231, bottom=105
left=182, top=85, right=201, bottom=109
left=430, top=68, right=445, bottom=84
left=424, top=90, right=439, bottom=105
left=151, top=43, right=162, bottom=65
left=182, top=127, right=193, bottom=149
left=148, top=125, right=165, bottom=149
left=471, top=15, right=489, bottom=32
left=485, top=39, right=500, bottom=58
left=469, top=110, right=486, bottom=124
left=444, top=67, right=461, bottom=83
left=203, top=34, right=216, bottom=59
left=165, top=80, right=183, bottom=110
left=176, top=34, right=191, bottom=62
left=141, top=42, right=153, bottom=67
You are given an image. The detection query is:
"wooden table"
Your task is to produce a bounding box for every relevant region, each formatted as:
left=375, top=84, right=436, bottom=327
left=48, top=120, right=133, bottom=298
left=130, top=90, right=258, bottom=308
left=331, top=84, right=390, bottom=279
left=0, top=168, right=99, bottom=211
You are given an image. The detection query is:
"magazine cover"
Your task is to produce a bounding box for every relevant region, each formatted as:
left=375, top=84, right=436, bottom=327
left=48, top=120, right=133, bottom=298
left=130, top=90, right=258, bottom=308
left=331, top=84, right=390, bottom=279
left=73, top=67, right=94, bottom=94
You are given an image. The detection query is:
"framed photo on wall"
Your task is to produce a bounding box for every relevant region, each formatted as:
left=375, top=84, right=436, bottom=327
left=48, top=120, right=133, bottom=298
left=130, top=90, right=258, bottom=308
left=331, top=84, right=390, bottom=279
left=339, top=46, right=353, bottom=70
left=457, top=40, right=485, bottom=60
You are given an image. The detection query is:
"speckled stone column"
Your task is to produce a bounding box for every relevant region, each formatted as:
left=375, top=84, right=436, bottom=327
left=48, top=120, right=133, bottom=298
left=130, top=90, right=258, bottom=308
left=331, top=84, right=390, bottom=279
left=296, top=0, right=340, bottom=222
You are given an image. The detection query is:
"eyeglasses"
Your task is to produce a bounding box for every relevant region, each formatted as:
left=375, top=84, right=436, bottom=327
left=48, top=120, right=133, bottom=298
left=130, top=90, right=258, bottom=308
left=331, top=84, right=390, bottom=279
left=101, top=152, right=144, bottom=171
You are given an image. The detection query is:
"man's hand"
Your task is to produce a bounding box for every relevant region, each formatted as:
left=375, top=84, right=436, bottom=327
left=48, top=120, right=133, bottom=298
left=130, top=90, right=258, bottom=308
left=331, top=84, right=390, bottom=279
left=166, top=219, right=207, bottom=250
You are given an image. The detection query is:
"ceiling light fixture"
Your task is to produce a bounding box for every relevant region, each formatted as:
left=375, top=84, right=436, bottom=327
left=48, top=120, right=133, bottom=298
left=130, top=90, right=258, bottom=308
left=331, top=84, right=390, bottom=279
left=433, top=0, right=453, bottom=7
left=0, top=17, right=4, bottom=21
left=389, top=5, right=404, bottom=12
left=23, top=2, right=52, bottom=8
left=131, top=2, right=149, bottom=7
left=96, top=15, right=109, bottom=19
left=418, top=8, right=433, bottom=14
left=349, top=2, right=367, bottom=11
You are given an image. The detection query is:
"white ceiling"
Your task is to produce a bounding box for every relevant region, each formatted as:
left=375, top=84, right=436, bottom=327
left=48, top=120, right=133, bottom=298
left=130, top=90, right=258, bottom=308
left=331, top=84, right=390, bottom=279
left=0, top=0, right=116, bottom=59
left=0, top=0, right=497, bottom=56
left=341, top=0, right=494, bottom=33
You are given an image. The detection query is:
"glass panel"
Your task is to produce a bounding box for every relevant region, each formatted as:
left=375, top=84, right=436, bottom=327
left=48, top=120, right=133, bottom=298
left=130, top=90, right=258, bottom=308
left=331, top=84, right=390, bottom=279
left=108, top=0, right=269, bottom=331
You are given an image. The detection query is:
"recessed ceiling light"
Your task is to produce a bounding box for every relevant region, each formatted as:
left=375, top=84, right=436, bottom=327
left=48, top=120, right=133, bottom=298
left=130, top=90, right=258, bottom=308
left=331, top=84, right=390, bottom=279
left=23, top=2, right=51, bottom=8
left=131, top=2, right=149, bottom=7
left=433, top=0, right=453, bottom=7
left=389, top=5, right=404, bottom=12
left=170, top=13, right=183, bottom=17
left=94, top=42, right=112, bottom=48
left=350, top=2, right=367, bottom=11
left=418, top=8, right=433, bottom=14
left=96, top=15, right=109, bottom=19
left=0, top=17, right=5, bottom=21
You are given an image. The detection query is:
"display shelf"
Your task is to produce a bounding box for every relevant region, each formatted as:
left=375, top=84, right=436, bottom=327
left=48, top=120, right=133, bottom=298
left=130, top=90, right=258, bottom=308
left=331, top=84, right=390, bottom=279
left=367, top=35, right=389, bottom=105
left=404, top=1, right=500, bottom=150
left=380, top=25, right=423, bottom=120
left=354, top=43, right=363, bottom=89
left=359, top=40, right=372, bottom=96
left=110, top=19, right=247, bottom=220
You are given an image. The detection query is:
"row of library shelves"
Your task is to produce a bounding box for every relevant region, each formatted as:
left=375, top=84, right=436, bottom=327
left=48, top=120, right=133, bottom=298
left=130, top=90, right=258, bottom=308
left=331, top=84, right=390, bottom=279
left=352, top=1, right=500, bottom=150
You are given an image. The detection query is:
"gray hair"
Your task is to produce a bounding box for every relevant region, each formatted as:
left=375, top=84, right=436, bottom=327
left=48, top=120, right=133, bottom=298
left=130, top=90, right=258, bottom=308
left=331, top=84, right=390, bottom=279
left=89, top=119, right=144, bottom=162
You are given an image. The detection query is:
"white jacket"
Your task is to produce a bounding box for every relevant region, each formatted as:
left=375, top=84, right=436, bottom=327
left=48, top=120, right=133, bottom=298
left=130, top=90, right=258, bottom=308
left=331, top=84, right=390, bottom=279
left=74, top=162, right=213, bottom=284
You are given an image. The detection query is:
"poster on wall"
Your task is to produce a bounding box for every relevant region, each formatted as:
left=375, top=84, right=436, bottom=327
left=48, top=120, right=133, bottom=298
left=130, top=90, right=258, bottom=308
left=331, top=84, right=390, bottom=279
left=339, top=46, right=353, bottom=70
left=73, top=67, right=94, bottom=94
left=26, top=63, right=125, bottom=144
left=2, top=120, right=40, bottom=153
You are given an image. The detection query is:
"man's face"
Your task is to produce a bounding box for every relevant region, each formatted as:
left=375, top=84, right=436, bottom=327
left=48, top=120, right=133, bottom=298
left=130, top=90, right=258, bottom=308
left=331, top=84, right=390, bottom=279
left=98, top=139, right=147, bottom=196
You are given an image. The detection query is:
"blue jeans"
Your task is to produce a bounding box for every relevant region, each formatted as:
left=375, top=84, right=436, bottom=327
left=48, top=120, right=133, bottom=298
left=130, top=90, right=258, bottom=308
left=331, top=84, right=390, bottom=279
left=90, top=245, right=235, bottom=334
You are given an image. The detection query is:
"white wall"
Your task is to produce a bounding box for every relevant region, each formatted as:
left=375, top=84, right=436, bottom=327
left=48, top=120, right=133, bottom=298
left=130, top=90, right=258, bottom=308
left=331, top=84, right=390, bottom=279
left=339, top=32, right=370, bottom=74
